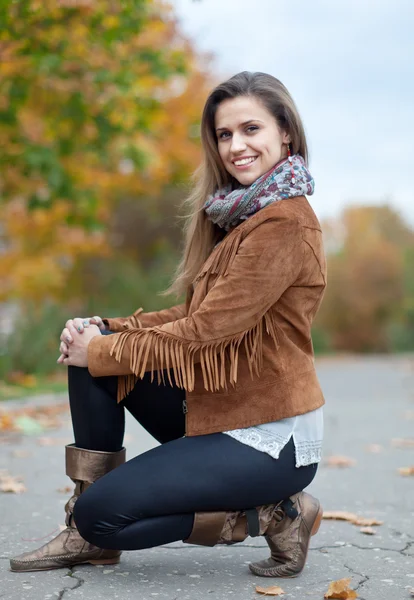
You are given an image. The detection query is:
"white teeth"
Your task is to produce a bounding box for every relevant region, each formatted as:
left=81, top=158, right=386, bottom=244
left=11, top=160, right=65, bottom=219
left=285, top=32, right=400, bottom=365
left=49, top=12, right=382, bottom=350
left=234, top=157, right=257, bottom=166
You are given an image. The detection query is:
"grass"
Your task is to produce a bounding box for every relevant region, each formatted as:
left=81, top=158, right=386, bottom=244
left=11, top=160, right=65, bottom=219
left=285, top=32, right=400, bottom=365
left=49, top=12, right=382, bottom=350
left=0, top=374, right=67, bottom=401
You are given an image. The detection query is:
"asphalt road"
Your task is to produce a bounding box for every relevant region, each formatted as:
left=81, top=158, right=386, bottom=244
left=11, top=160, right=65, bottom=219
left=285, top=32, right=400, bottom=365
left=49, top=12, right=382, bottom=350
left=1, top=355, right=414, bottom=600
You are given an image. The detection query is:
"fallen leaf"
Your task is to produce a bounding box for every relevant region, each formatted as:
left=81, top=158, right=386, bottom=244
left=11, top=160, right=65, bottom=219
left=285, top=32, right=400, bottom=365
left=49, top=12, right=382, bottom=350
left=324, top=578, right=358, bottom=599
left=0, top=403, right=69, bottom=433
left=56, top=486, right=72, bottom=493
left=256, top=585, right=285, bottom=596
left=325, top=455, right=356, bottom=468
left=0, top=414, right=14, bottom=431
left=359, top=526, right=376, bottom=535
left=10, top=449, right=31, bottom=458
left=14, top=415, right=44, bottom=435
left=323, top=511, right=359, bottom=523
left=398, top=466, right=414, bottom=476
left=323, top=512, right=383, bottom=527
left=391, top=438, right=414, bottom=448
left=366, top=444, right=382, bottom=453
left=8, top=372, right=37, bottom=387
left=0, top=471, right=26, bottom=494
left=38, top=437, right=71, bottom=446
left=353, top=517, right=383, bottom=526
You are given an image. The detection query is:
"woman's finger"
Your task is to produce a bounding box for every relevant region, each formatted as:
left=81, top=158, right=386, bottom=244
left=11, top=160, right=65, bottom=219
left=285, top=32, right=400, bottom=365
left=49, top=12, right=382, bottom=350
left=60, top=328, right=72, bottom=344
left=66, top=321, right=79, bottom=339
left=72, top=317, right=85, bottom=333
left=57, top=354, right=65, bottom=364
left=62, top=356, right=71, bottom=366
left=90, top=316, right=104, bottom=330
left=60, top=341, right=69, bottom=354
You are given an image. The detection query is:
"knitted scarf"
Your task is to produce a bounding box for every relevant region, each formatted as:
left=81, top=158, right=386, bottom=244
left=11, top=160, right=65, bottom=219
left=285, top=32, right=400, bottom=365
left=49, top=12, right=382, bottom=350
left=204, top=154, right=315, bottom=231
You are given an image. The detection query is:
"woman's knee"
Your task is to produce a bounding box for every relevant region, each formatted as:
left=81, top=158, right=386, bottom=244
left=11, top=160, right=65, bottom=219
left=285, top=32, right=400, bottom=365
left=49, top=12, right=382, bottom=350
left=73, top=487, right=119, bottom=546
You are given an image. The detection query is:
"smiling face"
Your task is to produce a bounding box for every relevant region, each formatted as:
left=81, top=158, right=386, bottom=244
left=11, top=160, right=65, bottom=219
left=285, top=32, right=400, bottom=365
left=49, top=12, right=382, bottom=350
left=214, top=95, right=291, bottom=186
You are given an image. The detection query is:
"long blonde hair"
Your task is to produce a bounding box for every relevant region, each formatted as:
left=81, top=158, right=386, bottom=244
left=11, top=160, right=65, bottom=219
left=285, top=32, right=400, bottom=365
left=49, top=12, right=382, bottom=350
left=163, top=71, right=309, bottom=298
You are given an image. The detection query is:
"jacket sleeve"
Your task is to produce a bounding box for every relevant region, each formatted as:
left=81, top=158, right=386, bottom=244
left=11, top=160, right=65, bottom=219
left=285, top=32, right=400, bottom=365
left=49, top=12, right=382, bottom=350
left=102, top=304, right=187, bottom=332
left=88, top=217, right=304, bottom=401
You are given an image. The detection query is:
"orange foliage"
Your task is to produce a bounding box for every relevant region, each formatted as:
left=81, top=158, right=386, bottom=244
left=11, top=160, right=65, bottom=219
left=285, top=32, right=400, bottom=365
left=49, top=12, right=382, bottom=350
left=0, top=0, right=214, bottom=303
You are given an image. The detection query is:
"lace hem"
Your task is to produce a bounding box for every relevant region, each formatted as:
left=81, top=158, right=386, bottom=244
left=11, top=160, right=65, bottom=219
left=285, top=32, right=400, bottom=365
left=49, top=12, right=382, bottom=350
left=224, top=428, right=322, bottom=467
left=294, top=439, right=322, bottom=468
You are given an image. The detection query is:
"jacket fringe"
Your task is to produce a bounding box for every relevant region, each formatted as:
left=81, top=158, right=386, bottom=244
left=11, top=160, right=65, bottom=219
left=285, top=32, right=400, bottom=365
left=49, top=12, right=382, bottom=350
left=126, top=307, right=143, bottom=329
left=194, top=230, right=243, bottom=284
left=111, top=310, right=281, bottom=404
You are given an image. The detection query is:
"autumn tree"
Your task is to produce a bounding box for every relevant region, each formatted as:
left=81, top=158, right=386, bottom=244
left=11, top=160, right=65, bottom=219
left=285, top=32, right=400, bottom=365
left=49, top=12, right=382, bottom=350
left=317, top=205, right=414, bottom=351
left=0, top=0, right=211, bottom=304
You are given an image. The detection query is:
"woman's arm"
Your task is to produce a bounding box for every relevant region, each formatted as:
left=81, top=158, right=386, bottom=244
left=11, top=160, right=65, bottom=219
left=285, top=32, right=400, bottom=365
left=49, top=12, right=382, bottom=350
left=88, top=217, right=304, bottom=398
left=102, top=303, right=187, bottom=332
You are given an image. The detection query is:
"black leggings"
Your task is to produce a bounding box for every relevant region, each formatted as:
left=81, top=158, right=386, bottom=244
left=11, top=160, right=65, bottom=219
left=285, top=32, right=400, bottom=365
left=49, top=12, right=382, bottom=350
left=70, top=359, right=317, bottom=551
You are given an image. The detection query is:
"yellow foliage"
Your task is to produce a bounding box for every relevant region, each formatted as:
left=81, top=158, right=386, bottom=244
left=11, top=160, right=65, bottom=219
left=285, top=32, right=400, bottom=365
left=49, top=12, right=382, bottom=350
left=0, top=200, right=107, bottom=302
left=0, top=0, right=214, bottom=303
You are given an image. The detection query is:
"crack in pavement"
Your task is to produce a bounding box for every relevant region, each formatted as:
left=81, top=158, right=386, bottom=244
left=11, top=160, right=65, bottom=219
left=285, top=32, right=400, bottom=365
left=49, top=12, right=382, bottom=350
left=55, top=568, right=85, bottom=599
left=313, top=542, right=413, bottom=555
left=157, top=541, right=413, bottom=555
left=344, top=562, right=369, bottom=595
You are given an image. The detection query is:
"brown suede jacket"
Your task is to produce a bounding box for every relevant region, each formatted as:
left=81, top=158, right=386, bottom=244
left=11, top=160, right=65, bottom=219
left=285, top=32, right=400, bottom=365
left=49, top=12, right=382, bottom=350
left=88, top=195, right=327, bottom=436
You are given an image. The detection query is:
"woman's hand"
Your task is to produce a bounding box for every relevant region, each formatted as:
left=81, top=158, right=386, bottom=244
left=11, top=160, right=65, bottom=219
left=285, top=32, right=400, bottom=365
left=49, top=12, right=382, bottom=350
left=57, top=322, right=102, bottom=367
left=57, top=316, right=105, bottom=363
left=71, top=316, right=106, bottom=334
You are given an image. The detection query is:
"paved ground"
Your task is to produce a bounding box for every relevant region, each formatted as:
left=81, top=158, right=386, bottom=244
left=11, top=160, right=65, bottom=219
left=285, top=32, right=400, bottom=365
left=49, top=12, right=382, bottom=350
left=1, top=355, right=414, bottom=600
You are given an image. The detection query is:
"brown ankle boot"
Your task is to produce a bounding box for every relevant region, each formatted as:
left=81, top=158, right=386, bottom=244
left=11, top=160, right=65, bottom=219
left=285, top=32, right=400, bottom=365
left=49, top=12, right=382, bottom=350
left=184, top=503, right=281, bottom=546
left=249, top=492, right=323, bottom=578
left=9, top=444, right=126, bottom=572
left=184, top=492, right=322, bottom=578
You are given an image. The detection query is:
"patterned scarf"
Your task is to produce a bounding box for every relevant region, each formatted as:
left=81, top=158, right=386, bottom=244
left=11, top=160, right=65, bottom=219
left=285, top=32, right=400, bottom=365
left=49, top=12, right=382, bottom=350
left=204, top=154, right=315, bottom=231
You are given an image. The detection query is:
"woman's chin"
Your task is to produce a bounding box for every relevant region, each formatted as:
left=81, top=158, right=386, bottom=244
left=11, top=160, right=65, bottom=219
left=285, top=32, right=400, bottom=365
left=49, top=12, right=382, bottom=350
left=234, top=170, right=261, bottom=186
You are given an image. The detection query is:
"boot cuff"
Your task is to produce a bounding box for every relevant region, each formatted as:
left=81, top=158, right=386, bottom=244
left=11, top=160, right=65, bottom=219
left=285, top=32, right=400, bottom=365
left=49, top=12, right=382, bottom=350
left=65, top=443, right=126, bottom=483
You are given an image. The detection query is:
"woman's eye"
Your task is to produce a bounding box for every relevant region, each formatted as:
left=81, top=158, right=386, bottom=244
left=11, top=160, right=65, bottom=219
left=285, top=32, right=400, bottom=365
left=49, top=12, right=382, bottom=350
left=218, top=126, right=258, bottom=140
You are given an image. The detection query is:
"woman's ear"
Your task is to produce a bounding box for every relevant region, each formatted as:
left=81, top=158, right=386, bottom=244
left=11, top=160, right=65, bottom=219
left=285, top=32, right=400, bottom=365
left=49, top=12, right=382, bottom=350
left=283, top=131, right=291, bottom=145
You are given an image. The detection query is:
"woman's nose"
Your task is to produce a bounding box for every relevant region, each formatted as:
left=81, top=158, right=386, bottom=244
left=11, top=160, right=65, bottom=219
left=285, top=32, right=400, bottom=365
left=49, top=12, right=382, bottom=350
left=230, top=134, right=247, bottom=154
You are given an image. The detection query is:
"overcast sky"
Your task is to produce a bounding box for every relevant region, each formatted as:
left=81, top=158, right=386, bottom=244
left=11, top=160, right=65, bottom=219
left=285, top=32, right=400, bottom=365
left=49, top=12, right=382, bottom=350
left=172, top=0, right=414, bottom=226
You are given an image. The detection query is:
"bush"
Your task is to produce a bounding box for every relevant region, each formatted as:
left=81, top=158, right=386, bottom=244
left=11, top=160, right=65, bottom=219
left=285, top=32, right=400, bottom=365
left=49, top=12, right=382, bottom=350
left=1, top=253, right=183, bottom=379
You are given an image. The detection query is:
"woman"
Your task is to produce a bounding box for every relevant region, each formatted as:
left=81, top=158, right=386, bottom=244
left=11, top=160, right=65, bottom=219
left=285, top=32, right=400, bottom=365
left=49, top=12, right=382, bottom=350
left=10, top=71, right=326, bottom=578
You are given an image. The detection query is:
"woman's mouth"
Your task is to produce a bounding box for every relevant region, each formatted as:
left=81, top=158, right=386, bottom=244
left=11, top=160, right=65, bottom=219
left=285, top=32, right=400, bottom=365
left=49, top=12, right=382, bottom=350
left=232, top=156, right=258, bottom=170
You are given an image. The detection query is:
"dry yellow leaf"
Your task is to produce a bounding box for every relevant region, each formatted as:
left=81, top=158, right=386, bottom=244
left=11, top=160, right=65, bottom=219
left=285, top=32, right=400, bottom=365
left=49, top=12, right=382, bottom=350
left=0, top=472, right=26, bottom=494
left=323, top=512, right=383, bottom=527
left=325, top=456, right=356, bottom=468
left=255, top=585, right=285, bottom=596
left=0, top=414, right=14, bottom=431
left=323, top=511, right=359, bottom=522
left=391, top=438, right=414, bottom=448
left=324, top=578, right=358, bottom=599
left=38, top=437, right=72, bottom=446
left=360, top=526, right=376, bottom=535
left=366, top=444, right=382, bottom=453
left=353, top=518, right=383, bottom=527
left=398, top=466, right=414, bottom=476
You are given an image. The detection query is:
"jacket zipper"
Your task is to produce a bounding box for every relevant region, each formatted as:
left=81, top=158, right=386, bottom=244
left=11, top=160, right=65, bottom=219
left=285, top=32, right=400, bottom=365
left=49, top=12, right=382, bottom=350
left=183, top=398, right=188, bottom=435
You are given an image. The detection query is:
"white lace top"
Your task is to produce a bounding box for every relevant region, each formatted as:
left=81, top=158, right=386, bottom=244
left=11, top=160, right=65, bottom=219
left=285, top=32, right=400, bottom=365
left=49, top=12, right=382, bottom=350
left=224, top=406, right=323, bottom=468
